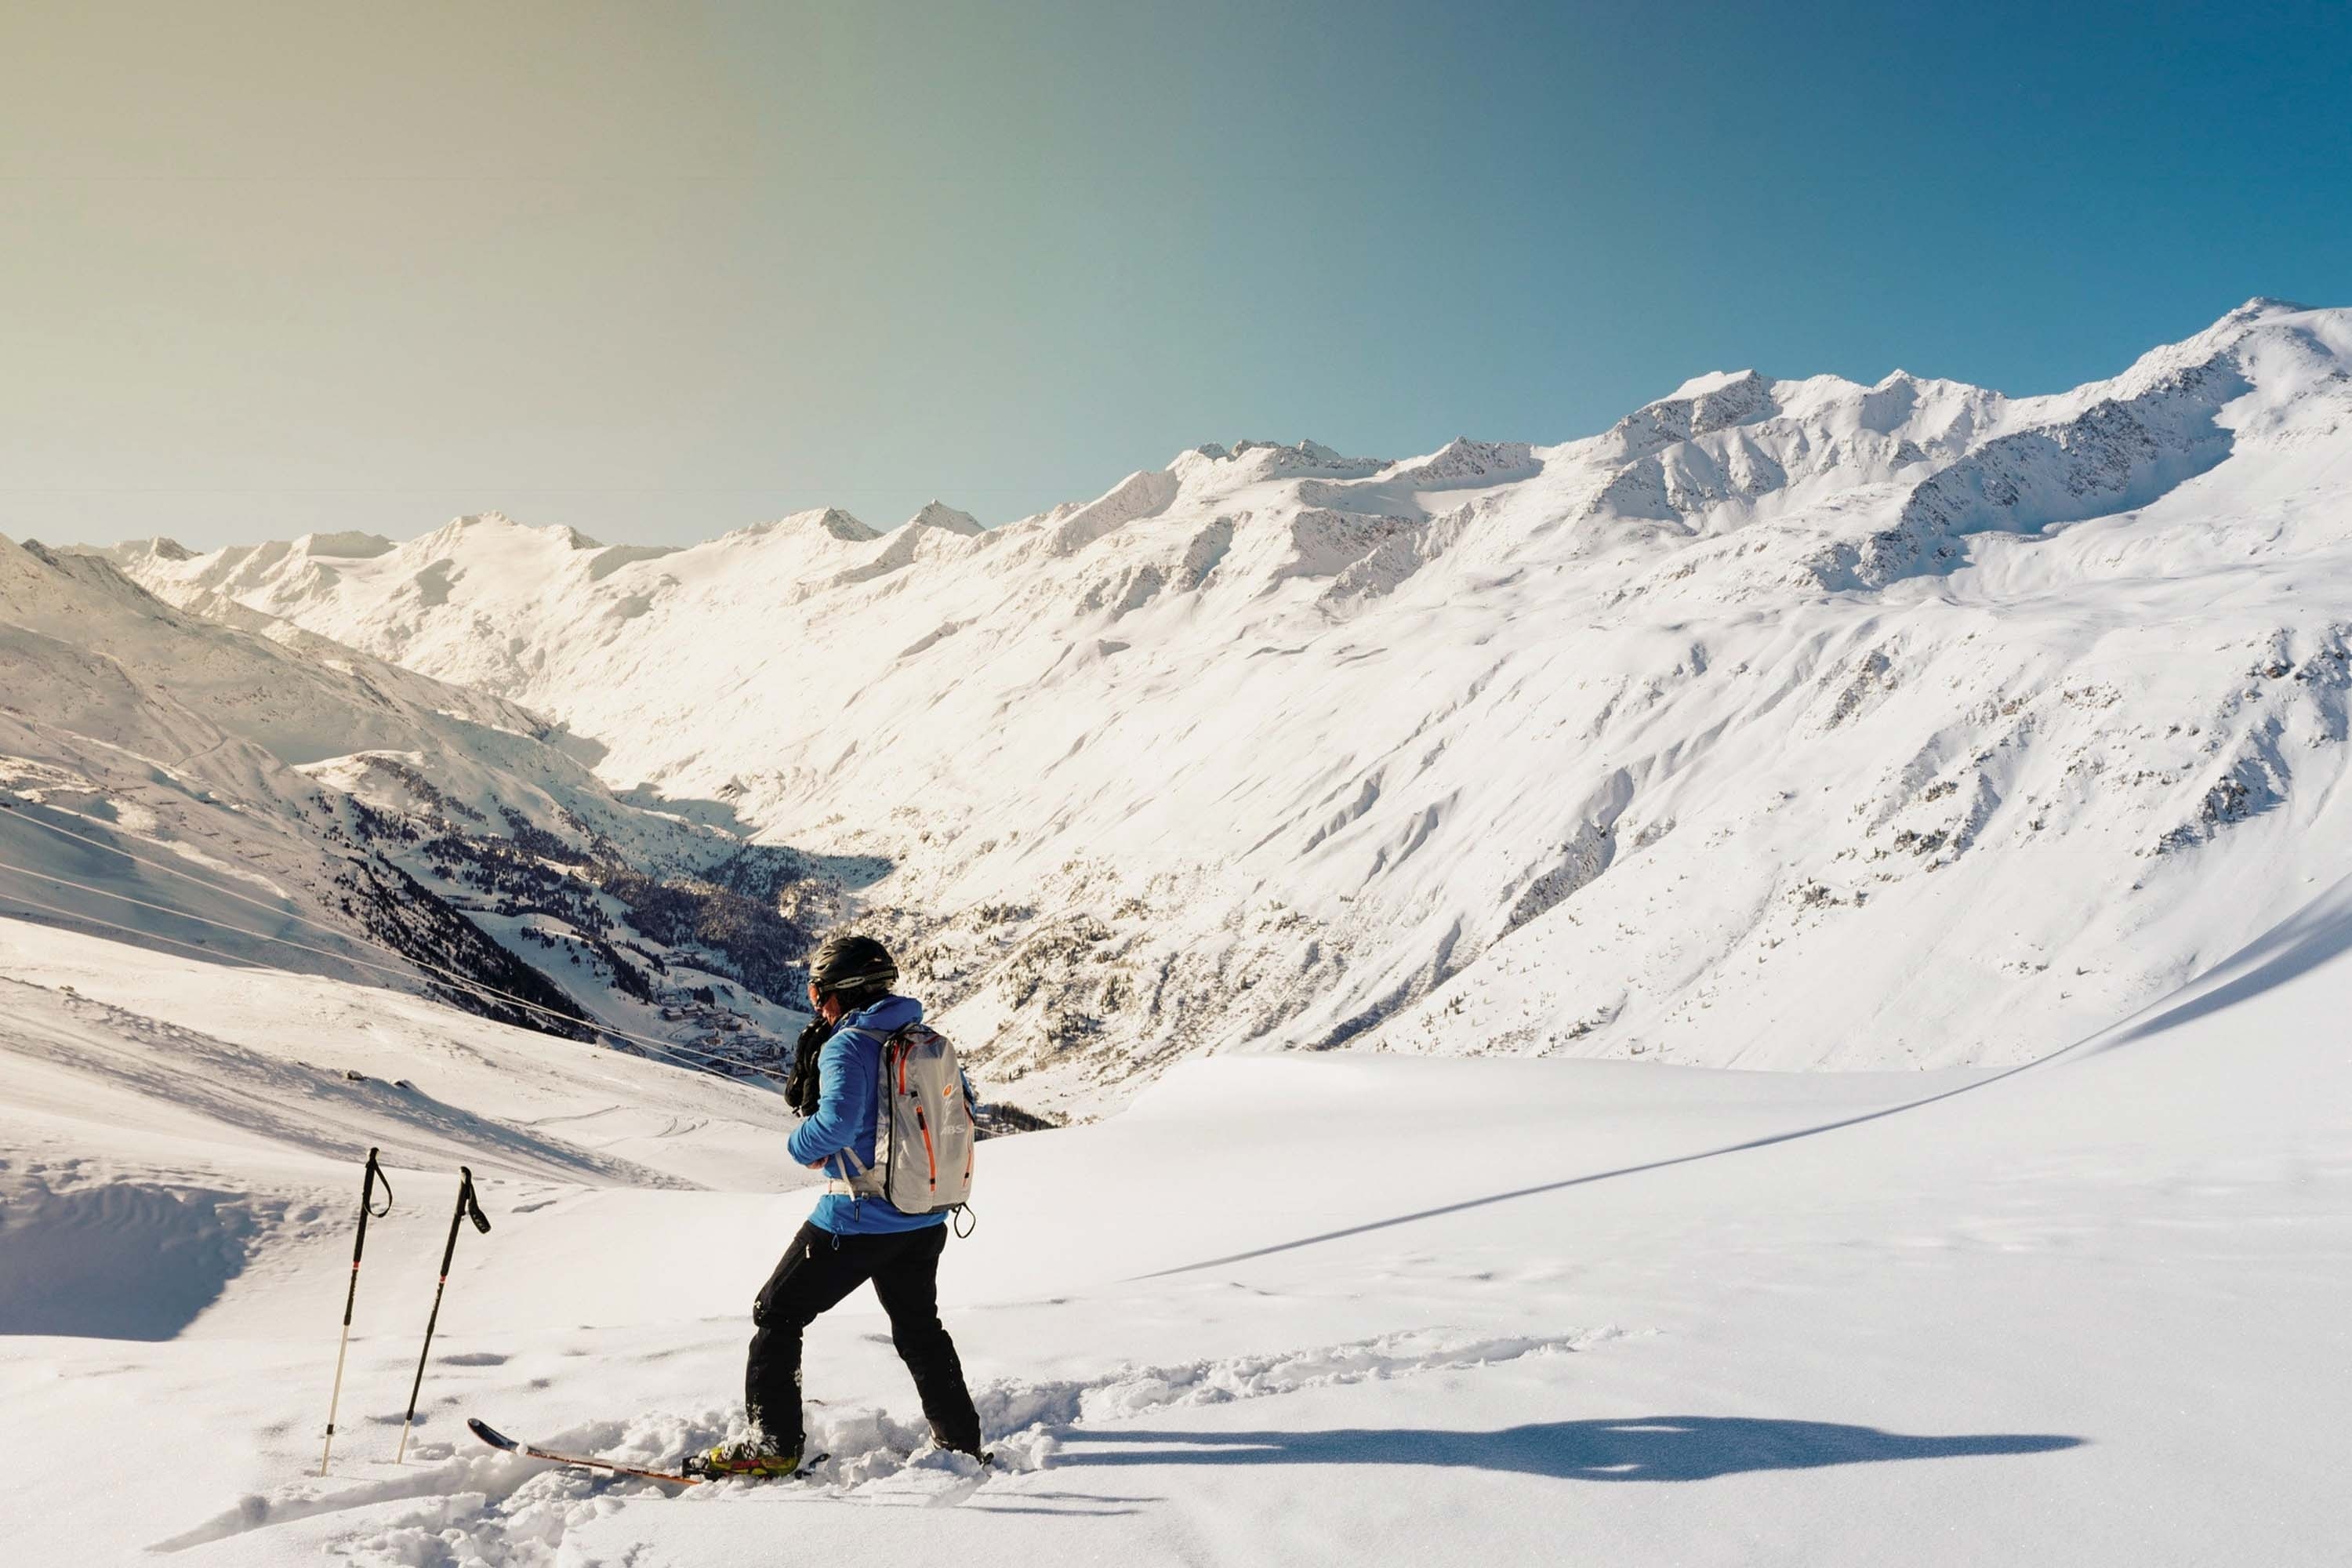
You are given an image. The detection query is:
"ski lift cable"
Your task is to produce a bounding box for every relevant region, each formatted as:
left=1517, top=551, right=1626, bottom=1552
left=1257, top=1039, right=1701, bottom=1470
left=0, top=885, right=275, bottom=971
left=0, top=848, right=777, bottom=1080
left=0, top=800, right=786, bottom=1076
left=8, top=798, right=554, bottom=960
left=0, top=849, right=687, bottom=1066
left=0, top=854, right=761, bottom=1080
left=0, top=851, right=730, bottom=1077
left=0, top=797, right=680, bottom=1007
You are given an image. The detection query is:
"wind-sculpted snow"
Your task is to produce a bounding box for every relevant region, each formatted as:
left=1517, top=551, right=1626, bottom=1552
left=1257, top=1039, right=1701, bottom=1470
left=0, top=1167, right=266, bottom=1340
left=103, top=299, right=2352, bottom=1109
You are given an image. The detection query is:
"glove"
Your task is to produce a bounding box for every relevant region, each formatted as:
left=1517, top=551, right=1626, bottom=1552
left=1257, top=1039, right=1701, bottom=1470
left=784, top=1018, right=833, bottom=1116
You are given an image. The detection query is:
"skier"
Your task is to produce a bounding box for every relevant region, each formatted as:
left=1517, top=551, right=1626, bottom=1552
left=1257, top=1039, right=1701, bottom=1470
left=693, top=932, right=985, bottom=1478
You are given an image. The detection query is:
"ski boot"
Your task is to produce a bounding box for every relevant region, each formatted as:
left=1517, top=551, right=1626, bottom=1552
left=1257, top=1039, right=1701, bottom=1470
left=685, top=1434, right=802, bottom=1480
left=932, top=1426, right=995, bottom=1468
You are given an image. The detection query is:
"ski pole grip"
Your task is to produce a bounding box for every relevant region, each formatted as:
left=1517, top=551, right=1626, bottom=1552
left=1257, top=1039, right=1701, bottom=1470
left=350, top=1147, right=390, bottom=1270
left=459, top=1166, right=491, bottom=1234
left=361, top=1147, right=393, bottom=1218
left=340, top=1147, right=387, bottom=1327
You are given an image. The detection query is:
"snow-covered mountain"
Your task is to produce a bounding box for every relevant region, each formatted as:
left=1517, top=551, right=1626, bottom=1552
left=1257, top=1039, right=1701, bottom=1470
left=10, top=302, right=2351, bottom=1566
left=103, top=299, right=2352, bottom=1107
left=0, top=538, right=839, bottom=1065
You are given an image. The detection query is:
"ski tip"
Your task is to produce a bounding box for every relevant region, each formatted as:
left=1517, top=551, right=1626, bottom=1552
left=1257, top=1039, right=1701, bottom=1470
left=466, top=1418, right=518, bottom=1451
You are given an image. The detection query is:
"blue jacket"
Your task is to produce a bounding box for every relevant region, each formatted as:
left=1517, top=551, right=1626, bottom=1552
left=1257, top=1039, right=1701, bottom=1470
left=785, top=994, right=949, bottom=1235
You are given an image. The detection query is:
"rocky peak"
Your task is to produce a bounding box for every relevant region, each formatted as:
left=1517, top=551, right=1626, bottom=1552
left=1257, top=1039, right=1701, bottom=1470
left=906, top=501, right=983, bottom=535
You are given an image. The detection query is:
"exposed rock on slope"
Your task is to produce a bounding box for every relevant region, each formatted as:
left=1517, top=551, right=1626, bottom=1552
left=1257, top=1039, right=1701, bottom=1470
left=0, top=539, right=833, bottom=1065
left=109, top=300, right=2352, bottom=1109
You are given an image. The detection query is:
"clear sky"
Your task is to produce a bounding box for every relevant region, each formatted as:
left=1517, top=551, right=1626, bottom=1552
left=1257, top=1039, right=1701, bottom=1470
left=4, top=0, right=2347, bottom=550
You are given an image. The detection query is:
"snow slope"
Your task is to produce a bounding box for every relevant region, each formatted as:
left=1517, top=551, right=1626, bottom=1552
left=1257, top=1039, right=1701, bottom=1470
left=111, top=299, right=2352, bottom=1109
left=0, top=536, right=835, bottom=1066
left=1, top=856, right=2343, bottom=1564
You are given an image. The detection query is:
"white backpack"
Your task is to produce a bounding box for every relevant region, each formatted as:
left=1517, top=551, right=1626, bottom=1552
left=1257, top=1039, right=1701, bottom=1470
left=835, top=1022, right=976, bottom=1216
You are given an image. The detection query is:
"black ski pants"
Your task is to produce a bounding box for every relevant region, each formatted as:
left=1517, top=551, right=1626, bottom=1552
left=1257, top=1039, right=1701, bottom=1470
left=745, top=1220, right=982, bottom=1456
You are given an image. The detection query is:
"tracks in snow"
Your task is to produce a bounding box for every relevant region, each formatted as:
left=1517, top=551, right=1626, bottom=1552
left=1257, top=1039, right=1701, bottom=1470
left=154, top=1326, right=1613, bottom=1564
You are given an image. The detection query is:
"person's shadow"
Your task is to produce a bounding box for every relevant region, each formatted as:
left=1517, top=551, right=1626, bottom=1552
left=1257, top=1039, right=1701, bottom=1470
left=1055, top=1416, right=2082, bottom=1482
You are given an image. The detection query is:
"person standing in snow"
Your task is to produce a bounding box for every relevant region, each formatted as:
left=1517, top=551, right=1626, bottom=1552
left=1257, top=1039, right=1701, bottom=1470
left=694, top=931, right=985, bottom=1479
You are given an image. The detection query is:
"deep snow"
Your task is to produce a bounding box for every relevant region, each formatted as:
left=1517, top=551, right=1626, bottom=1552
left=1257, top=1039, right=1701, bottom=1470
left=1, top=887, right=2343, bottom=1564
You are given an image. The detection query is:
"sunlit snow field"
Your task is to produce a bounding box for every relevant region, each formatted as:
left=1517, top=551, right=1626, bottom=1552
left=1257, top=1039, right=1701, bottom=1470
left=2, top=891, right=2343, bottom=1566
left=5, top=300, right=2350, bottom=1566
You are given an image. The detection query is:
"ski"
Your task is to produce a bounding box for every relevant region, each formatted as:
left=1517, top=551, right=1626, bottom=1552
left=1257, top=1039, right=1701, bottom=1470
left=467, top=1418, right=828, bottom=1485
left=468, top=1417, right=702, bottom=1486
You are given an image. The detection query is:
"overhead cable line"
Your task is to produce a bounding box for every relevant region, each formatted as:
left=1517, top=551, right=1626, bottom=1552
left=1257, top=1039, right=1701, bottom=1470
left=2, top=800, right=786, bottom=1073
left=0, top=885, right=274, bottom=971
left=0, top=798, right=797, bottom=1078
left=0, top=807, right=785, bottom=1080
left=0, top=884, right=779, bottom=1112
left=0, top=848, right=771, bottom=1079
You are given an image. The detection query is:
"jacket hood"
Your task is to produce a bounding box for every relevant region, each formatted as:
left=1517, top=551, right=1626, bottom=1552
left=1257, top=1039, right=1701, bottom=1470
left=840, top=993, right=922, bottom=1034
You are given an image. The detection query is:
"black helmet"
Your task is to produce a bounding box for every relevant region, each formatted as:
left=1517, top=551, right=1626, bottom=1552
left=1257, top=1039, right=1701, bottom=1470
left=808, top=931, right=898, bottom=1004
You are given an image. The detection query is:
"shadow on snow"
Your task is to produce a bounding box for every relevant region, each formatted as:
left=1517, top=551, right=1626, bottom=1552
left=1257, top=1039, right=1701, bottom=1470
left=1141, top=868, right=2352, bottom=1280
left=1057, top=1415, right=2084, bottom=1482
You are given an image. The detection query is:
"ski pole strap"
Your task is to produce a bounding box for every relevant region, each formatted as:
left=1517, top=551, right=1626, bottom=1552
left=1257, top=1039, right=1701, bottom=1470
left=361, top=1147, right=393, bottom=1219
left=349, top=1148, right=391, bottom=1270
left=437, top=1167, right=492, bottom=1276
left=459, top=1167, right=491, bottom=1235
left=339, top=1147, right=390, bottom=1328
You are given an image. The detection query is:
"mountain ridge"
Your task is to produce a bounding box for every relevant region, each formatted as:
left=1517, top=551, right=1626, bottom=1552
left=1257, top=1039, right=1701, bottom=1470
left=91, top=298, right=2352, bottom=1109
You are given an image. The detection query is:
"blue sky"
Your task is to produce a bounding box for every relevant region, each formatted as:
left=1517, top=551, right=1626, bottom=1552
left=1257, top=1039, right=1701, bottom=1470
left=3, top=0, right=2347, bottom=547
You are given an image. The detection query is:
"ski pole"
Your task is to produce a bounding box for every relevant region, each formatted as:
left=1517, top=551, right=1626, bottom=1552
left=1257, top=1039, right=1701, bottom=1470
left=394, top=1165, right=492, bottom=1463
left=320, top=1147, right=393, bottom=1476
